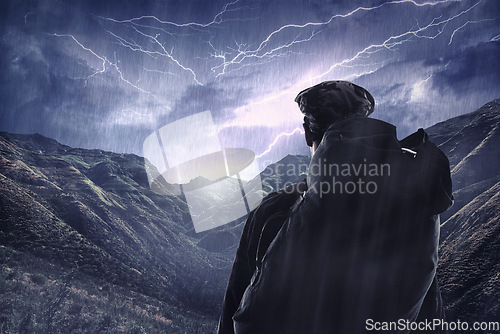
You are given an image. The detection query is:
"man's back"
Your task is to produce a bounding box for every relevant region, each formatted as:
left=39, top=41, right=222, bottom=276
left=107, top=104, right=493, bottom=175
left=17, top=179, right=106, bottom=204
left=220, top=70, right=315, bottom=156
left=229, top=117, right=452, bottom=334
left=218, top=81, right=453, bottom=334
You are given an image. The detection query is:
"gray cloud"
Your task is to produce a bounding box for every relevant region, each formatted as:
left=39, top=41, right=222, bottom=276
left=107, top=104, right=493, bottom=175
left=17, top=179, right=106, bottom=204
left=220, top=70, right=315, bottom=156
left=431, top=41, right=500, bottom=96
left=0, top=0, right=499, bottom=159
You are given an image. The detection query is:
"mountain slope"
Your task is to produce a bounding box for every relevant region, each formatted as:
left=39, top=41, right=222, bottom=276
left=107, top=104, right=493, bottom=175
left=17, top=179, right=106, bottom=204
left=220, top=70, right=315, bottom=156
left=425, top=99, right=500, bottom=326
left=438, top=181, right=500, bottom=323
left=426, top=99, right=500, bottom=223
left=0, top=132, right=230, bottom=333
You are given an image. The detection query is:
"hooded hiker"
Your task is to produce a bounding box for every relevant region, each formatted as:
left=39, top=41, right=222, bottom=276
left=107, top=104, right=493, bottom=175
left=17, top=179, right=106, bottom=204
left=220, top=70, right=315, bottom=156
left=218, top=81, right=453, bottom=334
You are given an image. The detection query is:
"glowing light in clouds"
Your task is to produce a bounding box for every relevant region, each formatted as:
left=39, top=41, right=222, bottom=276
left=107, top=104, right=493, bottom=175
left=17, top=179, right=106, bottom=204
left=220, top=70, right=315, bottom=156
left=2, top=0, right=497, bottom=160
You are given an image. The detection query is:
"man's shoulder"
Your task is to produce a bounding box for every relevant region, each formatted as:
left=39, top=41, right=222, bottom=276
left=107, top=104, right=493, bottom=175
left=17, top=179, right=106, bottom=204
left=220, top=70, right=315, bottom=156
left=400, top=128, right=451, bottom=166
left=252, top=179, right=307, bottom=218
left=238, top=180, right=308, bottom=266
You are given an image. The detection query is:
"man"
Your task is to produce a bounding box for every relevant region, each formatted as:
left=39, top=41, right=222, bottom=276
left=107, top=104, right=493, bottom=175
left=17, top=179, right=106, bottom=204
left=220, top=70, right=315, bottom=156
left=218, top=81, right=453, bottom=334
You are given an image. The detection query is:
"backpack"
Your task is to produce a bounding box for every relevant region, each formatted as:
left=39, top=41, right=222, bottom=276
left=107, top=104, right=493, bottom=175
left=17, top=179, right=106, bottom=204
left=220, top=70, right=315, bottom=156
left=233, top=125, right=452, bottom=334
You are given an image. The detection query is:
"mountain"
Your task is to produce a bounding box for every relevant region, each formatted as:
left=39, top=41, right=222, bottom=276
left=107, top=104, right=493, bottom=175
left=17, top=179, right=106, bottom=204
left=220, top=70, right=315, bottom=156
left=0, top=99, right=499, bottom=333
left=0, top=132, right=230, bottom=333
left=426, top=99, right=500, bottom=224
left=425, top=99, right=500, bottom=327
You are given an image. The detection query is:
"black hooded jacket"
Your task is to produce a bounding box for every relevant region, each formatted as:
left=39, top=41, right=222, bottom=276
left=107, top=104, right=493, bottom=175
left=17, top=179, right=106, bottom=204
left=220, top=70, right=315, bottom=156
left=218, top=117, right=453, bottom=334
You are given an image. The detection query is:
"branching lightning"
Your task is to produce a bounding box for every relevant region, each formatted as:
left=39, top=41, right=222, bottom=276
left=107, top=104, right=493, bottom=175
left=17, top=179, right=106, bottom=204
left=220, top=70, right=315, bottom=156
left=48, top=0, right=494, bottom=159
left=88, top=0, right=486, bottom=87
left=448, top=17, right=500, bottom=44
left=255, top=127, right=305, bottom=159
left=207, top=0, right=463, bottom=77
left=50, top=33, right=170, bottom=110
left=97, top=0, right=467, bottom=81
left=128, top=27, right=202, bottom=85
left=51, top=33, right=107, bottom=80
left=307, top=1, right=481, bottom=82
left=240, top=1, right=487, bottom=159
left=99, top=0, right=241, bottom=28
left=212, top=30, right=319, bottom=77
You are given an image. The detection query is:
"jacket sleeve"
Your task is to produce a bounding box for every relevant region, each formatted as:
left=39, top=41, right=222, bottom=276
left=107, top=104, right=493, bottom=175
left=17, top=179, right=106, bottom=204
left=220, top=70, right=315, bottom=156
left=217, top=210, right=256, bottom=334
left=218, top=182, right=306, bottom=334
left=428, top=141, right=454, bottom=214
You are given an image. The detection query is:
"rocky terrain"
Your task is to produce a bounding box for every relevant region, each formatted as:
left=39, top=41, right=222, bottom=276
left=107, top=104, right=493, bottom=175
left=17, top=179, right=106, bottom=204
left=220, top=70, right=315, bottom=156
left=426, top=100, right=500, bottom=326
left=0, top=132, right=229, bottom=333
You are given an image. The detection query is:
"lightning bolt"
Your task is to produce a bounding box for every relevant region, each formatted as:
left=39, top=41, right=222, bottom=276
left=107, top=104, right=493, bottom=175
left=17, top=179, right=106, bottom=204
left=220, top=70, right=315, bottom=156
left=98, top=0, right=465, bottom=81
left=448, top=18, right=500, bottom=44
left=270, top=1, right=480, bottom=88
left=410, top=73, right=434, bottom=101
left=99, top=0, right=242, bottom=28
left=127, top=27, right=202, bottom=85
left=99, top=27, right=202, bottom=85
left=209, top=0, right=463, bottom=78
left=87, top=0, right=487, bottom=91
left=235, top=1, right=483, bottom=160
left=307, top=2, right=482, bottom=82
left=255, top=127, right=305, bottom=159
left=99, top=1, right=258, bottom=83
left=143, top=67, right=180, bottom=78
left=48, top=0, right=493, bottom=161
left=212, top=31, right=319, bottom=77
left=217, top=31, right=319, bottom=77
left=51, top=33, right=107, bottom=80
left=50, top=33, right=170, bottom=110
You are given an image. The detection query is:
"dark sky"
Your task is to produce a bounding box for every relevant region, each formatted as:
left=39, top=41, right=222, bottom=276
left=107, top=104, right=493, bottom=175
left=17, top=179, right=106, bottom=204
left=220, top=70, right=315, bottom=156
left=1, top=0, right=499, bottom=170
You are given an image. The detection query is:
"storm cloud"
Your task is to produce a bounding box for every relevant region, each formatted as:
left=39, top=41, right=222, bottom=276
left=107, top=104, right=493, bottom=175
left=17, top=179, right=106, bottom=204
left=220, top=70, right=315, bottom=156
left=1, top=0, right=499, bottom=167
